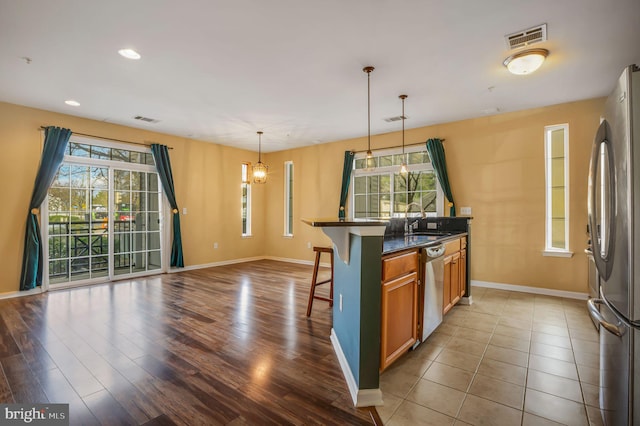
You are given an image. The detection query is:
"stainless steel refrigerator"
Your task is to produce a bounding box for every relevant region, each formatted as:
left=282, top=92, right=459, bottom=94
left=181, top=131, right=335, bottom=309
left=587, top=64, right=640, bottom=425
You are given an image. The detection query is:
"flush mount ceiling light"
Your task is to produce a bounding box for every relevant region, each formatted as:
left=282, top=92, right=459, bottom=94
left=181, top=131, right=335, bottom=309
left=118, top=48, right=141, bottom=60
left=253, top=131, right=268, bottom=184
left=64, top=100, right=80, bottom=107
left=399, top=94, right=408, bottom=174
left=363, top=66, right=376, bottom=169
left=503, top=48, right=549, bottom=75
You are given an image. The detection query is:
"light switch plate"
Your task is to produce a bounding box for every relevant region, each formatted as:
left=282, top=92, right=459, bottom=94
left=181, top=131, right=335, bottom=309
left=460, top=206, right=472, bottom=215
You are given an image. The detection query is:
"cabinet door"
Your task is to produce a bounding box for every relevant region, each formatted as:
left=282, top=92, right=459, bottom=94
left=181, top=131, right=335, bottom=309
left=443, top=255, right=452, bottom=314
left=459, top=248, right=467, bottom=298
left=443, top=252, right=461, bottom=315
left=380, top=272, right=418, bottom=371
left=450, top=252, right=461, bottom=307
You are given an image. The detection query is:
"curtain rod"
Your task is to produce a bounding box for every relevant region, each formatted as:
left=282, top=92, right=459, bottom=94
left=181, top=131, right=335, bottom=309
left=39, top=126, right=173, bottom=149
left=351, top=139, right=445, bottom=154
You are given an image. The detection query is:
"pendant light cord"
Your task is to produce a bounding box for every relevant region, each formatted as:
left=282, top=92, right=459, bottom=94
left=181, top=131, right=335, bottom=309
left=368, top=71, right=371, bottom=152
left=257, top=131, right=263, bottom=162
left=363, top=66, right=374, bottom=156
left=401, top=96, right=405, bottom=155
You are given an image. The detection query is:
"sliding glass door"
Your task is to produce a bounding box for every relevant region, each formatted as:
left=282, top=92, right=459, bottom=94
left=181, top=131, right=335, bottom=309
left=113, top=169, right=162, bottom=276
left=45, top=138, right=164, bottom=287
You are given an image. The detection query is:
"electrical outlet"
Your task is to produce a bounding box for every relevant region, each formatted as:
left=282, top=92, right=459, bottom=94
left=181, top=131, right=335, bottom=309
left=182, top=207, right=187, bottom=215
left=460, top=206, right=472, bottom=215
left=427, top=222, right=437, bottom=230
left=339, top=294, right=343, bottom=312
left=214, top=242, right=218, bottom=249
left=307, top=242, right=311, bottom=249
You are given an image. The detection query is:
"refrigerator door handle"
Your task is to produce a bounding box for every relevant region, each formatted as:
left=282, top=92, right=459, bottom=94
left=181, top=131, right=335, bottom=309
left=587, top=120, right=616, bottom=280
left=588, top=298, right=625, bottom=337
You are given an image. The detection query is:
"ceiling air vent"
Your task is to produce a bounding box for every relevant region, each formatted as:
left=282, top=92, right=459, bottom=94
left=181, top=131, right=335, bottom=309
left=133, top=115, right=160, bottom=124
left=505, top=24, right=547, bottom=50
left=384, top=115, right=408, bottom=123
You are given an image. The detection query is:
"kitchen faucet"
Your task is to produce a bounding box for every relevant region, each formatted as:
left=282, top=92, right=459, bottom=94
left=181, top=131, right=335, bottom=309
left=404, top=202, right=425, bottom=234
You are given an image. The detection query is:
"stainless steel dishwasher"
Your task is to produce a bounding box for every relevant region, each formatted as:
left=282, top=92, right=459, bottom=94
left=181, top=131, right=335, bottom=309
left=422, top=244, right=446, bottom=341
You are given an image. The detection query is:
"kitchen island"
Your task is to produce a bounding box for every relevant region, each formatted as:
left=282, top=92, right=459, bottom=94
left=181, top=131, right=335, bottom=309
left=303, top=216, right=471, bottom=407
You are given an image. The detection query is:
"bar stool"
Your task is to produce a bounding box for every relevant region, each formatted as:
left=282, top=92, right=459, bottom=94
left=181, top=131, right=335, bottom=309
left=306, top=247, right=334, bottom=317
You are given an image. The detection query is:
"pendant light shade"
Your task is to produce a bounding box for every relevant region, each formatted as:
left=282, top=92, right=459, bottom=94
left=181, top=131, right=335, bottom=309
left=399, top=94, right=408, bottom=174
left=363, top=66, right=376, bottom=169
left=253, top=131, right=268, bottom=184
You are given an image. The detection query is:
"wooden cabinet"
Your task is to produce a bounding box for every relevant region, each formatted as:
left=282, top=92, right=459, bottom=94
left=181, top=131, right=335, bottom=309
left=380, top=249, right=419, bottom=371
left=443, top=237, right=467, bottom=315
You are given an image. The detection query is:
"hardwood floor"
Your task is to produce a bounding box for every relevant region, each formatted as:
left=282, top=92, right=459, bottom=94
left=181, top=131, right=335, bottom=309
left=0, top=260, right=377, bottom=425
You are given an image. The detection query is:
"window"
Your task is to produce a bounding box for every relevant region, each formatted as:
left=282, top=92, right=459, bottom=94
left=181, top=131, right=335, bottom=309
left=544, top=124, right=571, bottom=256
left=241, top=163, right=251, bottom=236
left=284, top=161, right=293, bottom=236
left=352, top=146, right=442, bottom=219
left=67, top=141, right=155, bottom=165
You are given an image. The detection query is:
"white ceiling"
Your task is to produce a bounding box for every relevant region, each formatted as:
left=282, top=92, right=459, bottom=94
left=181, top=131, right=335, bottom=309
left=1, top=0, right=639, bottom=152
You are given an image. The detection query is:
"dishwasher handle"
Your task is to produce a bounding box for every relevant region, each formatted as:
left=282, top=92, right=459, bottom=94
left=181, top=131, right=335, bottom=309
left=425, top=245, right=445, bottom=258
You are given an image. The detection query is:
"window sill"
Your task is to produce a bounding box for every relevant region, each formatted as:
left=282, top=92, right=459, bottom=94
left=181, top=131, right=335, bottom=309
left=542, top=250, right=574, bottom=258
left=282, top=234, right=294, bottom=239
left=242, top=235, right=252, bottom=239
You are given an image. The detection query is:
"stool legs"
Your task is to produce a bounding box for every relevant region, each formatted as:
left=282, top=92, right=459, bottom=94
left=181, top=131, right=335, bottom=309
left=328, top=251, right=334, bottom=307
left=306, top=250, right=321, bottom=317
left=306, top=247, right=334, bottom=317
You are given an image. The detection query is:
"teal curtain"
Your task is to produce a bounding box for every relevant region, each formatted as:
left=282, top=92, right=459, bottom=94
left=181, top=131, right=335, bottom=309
left=20, top=126, right=72, bottom=290
left=426, top=138, right=456, bottom=217
left=338, top=151, right=355, bottom=220
left=151, top=144, right=184, bottom=267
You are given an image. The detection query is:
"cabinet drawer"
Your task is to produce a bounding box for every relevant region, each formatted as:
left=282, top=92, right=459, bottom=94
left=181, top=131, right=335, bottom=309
left=382, top=251, right=418, bottom=281
left=444, top=238, right=461, bottom=256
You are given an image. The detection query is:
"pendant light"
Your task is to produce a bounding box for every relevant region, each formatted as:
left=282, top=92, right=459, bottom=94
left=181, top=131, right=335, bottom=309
left=399, top=94, right=408, bottom=174
left=363, top=66, right=375, bottom=169
left=253, top=131, right=268, bottom=184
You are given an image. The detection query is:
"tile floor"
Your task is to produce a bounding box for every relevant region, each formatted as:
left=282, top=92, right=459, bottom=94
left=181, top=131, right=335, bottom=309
left=377, top=286, right=603, bottom=426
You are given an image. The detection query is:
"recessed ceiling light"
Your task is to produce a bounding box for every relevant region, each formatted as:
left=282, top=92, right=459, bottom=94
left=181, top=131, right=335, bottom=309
left=118, top=48, right=141, bottom=60
left=65, top=100, right=80, bottom=107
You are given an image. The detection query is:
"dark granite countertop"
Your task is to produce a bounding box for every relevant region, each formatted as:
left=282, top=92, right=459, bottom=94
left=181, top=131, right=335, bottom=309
left=302, top=218, right=388, bottom=227
left=382, top=231, right=467, bottom=255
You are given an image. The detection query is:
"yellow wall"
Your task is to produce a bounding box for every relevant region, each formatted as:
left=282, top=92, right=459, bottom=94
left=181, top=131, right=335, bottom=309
left=265, top=98, right=605, bottom=294
left=0, top=101, right=265, bottom=294
left=0, top=97, right=604, bottom=295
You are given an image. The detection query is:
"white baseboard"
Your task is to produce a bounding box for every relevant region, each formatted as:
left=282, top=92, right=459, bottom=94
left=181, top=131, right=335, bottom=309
left=264, top=256, right=311, bottom=266
left=471, top=280, right=588, bottom=300
left=0, top=287, right=44, bottom=300
left=173, top=256, right=330, bottom=272
left=169, top=256, right=267, bottom=272
left=264, top=256, right=331, bottom=268
left=330, top=328, right=384, bottom=407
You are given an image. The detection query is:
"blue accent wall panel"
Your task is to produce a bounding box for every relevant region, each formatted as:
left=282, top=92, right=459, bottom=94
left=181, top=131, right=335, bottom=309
left=333, top=235, right=363, bottom=385
left=332, top=233, right=383, bottom=390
